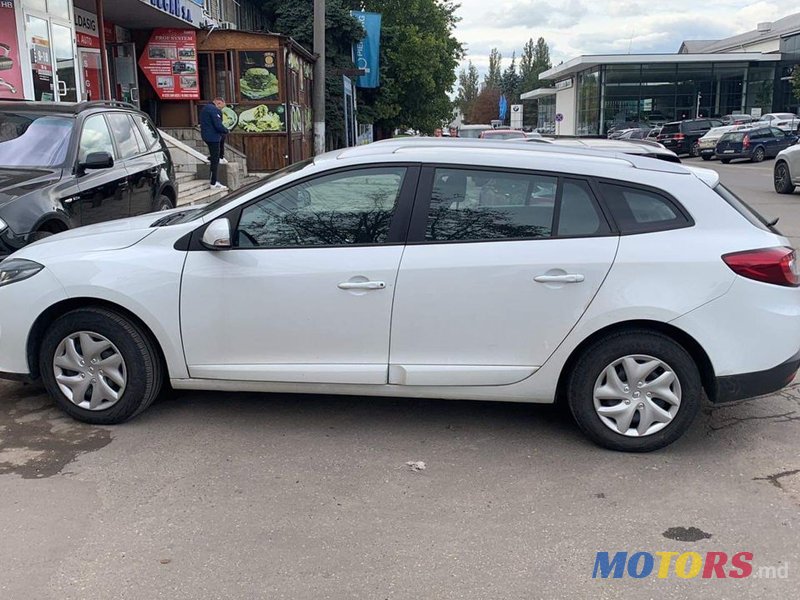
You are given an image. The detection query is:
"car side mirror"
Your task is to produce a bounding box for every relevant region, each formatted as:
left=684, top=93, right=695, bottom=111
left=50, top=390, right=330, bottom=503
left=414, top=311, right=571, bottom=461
left=80, top=151, right=114, bottom=170
left=201, top=218, right=232, bottom=249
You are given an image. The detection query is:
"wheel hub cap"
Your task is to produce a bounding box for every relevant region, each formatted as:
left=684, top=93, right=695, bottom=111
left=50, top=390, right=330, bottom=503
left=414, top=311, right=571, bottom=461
left=592, top=354, right=681, bottom=437
left=53, top=331, right=127, bottom=411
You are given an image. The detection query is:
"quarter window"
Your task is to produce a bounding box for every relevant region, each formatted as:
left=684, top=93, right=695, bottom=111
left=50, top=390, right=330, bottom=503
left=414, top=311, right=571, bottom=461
left=106, top=113, right=141, bottom=159
left=235, top=167, right=407, bottom=247
left=599, top=183, right=689, bottom=233
left=557, top=179, right=609, bottom=236
left=425, top=168, right=557, bottom=241
left=135, top=115, right=161, bottom=149
left=78, top=115, right=114, bottom=163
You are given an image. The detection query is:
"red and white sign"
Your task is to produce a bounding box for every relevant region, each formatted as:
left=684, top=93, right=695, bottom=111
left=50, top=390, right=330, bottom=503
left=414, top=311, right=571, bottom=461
left=74, top=7, right=101, bottom=49
left=138, top=28, right=199, bottom=100
left=0, top=0, right=24, bottom=99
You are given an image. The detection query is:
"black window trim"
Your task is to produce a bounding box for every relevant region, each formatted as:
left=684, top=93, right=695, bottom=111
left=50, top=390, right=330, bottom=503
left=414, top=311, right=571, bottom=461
left=593, top=178, right=694, bottom=235
left=405, top=164, right=615, bottom=245
left=185, top=162, right=421, bottom=251
left=77, top=112, right=117, bottom=164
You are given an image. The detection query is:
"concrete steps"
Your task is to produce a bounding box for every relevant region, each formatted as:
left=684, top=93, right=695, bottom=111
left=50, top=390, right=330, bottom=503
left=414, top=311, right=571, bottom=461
left=178, top=184, right=228, bottom=207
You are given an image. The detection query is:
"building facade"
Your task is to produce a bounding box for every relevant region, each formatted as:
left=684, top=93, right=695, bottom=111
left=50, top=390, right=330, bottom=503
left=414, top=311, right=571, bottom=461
left=523, top=13, right=800, bottom=136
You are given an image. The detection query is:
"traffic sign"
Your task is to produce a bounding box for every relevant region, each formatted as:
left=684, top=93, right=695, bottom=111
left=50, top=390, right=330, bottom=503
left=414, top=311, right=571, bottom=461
left=555, top=113, right=564, bottom=122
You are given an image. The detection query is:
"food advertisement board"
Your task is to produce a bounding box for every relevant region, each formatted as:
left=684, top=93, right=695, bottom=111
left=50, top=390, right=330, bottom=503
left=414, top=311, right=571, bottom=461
left=239, top=51, right=279, bottom=101
left=222, top=104, right=285, bottom=134
left=0, top=1, right=24, bottom=99
left=138, top=28, right=199, bottom=100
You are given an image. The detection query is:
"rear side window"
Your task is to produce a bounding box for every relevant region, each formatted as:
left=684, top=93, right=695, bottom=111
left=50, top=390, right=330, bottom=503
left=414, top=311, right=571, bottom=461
left=557, top=180, right=610, bottom=236
left=106, top=112, right=141, bottom=159
left=599, top=183, right=690, bottom=234
left=714, top=183, right=777, bottom=233
left=135, top=115, right=161, bottom=149
left=685, top=121, right=707, bottom=132
left=661, top=123, right=680, bottom=135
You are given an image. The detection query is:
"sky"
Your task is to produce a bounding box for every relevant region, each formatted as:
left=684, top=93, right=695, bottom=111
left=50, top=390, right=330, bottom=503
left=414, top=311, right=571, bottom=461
left=454, top=0, right=798, bottom=81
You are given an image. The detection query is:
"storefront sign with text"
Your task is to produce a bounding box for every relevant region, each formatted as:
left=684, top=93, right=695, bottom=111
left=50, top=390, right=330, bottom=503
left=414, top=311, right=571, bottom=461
left=138, top=29, right=199, bottom=100
left=0, top=0, right=24, bottom=99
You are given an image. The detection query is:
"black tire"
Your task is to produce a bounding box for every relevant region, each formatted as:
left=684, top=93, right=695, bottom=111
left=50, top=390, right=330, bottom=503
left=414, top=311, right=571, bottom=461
left=720, top=159, right=731, bottom=164
left=39, top=307, right=163, bottom=424
left=29, top=230, right=54, bottom=243
left=752, top=147, right=765, bottom=163
left=566, top=330, right=701, bottom=452
left=774, top=161, right=796, bottom=194
left=690, top=141, right=700, bottom=158
left=154, top=194, right=174, bottom=212
left=701, top=155, right=711, bottom=161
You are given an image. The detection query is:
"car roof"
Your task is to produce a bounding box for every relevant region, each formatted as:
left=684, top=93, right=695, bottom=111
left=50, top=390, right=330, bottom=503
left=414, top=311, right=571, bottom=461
left=330, top=138, right=688, bottom=174
left=459, top=124, right=492, bottom=129
left=0, top=100, right=140, bottom=116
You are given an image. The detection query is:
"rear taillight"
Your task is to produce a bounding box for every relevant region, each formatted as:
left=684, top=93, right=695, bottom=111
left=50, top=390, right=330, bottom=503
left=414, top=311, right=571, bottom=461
left=743, top=134, right=750, bottom=149
left=674, top=133, right=685, bottom=140
left=722, top=247, right=800, bottom=287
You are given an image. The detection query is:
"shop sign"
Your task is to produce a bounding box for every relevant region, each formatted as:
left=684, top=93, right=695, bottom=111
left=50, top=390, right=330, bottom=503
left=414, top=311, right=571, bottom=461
left=138, top=28, right=199, bottom=100
left=555, top=78, right=573, bottom=90
left=0, top=0, right=24, bottom=99
left=74, top=7, right=101, bottom=49
left=144, top=0, right=199, bottom=27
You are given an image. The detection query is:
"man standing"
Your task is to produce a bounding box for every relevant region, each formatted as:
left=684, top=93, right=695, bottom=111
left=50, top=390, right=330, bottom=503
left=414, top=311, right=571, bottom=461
left=200, top=97, right=229, bottom=189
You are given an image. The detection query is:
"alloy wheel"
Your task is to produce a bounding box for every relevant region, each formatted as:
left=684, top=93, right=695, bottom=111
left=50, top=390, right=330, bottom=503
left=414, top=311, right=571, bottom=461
left=775, top=164, right=789, bottom=190
left=592, top=354, right=682, bottom=437
left=53, top=331, right=127, bottom=411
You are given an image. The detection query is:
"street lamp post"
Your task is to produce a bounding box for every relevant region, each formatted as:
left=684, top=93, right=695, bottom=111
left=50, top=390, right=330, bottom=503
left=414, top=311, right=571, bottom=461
left=313, top=0, right=326, bottom=155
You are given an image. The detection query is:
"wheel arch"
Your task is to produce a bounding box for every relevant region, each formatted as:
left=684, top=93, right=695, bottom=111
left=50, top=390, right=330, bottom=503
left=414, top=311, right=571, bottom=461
left=27, top=298, right=169, bottom=381
left=159, top=183, right=176, bottom=205
left=555, top=319, right=717, bottom=405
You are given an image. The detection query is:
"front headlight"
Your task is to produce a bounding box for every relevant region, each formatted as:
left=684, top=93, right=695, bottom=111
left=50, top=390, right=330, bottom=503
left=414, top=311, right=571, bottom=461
left=0, top=259, right=44, bottom=287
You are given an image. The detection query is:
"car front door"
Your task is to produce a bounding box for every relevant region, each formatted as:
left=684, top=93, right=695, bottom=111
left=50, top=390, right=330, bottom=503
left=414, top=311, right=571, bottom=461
left=75, top=114, right=130, bottom=226
left=180, top=165, right=418, bottom=384
left=106, top=112, right=158, bottom=216
left=387, top=167, right=618, bottom=387
left=771, top=127, right=794, bottom=155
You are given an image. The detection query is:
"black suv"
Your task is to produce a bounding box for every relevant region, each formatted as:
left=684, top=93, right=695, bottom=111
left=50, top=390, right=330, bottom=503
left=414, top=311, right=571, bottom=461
left=0, top=100, right=176, bottom=256
left=657, top=118, right=723, bottom=157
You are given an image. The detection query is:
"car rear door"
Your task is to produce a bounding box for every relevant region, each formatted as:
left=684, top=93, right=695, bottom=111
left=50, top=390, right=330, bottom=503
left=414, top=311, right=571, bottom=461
left=106, top=112, right=159, bottom=217
left=75, top=113, right=131, bottom=226
left=387, top=166, right=618, bottom=387
left=180, top=165, right=418, bottom=384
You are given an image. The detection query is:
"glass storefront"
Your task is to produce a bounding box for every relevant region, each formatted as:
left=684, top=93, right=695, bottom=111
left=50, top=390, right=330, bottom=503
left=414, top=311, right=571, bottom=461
left=572, top=61, right=785, bottom=135
left=535, top=94, right=555, bottom=133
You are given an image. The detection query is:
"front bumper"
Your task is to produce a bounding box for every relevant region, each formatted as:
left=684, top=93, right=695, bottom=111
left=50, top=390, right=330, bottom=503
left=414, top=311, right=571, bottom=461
left=715, top=350, right=800, bottom=403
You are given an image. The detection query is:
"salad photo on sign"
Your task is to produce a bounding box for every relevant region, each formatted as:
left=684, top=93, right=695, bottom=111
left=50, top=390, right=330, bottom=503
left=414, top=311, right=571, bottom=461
left=239, top=52, right=279, bottom=100
left=235, top=104, right=285, bottom=133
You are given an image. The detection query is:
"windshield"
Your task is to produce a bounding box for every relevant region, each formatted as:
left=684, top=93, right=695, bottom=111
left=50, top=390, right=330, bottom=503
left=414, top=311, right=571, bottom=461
left=169, top=158, right=315, bottom=225
left=722, top=132, right=746, bottom=142
left=0, top=113, right=73, bottom=167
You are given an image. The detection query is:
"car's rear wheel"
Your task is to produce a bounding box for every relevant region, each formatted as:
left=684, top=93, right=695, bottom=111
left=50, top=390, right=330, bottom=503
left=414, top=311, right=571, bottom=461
left=690, top=141, right=700, bottom=157
left=154, top=194, right=174, bottom=212
left=39, top=307, right=163, bottom=424
left=701, top=155, right=711, bottom=161
left=720, top=158, right=731, bottom=164
left=774, top=162, right=796, bottom=194
left=566, top=330, right=701, bottom=452
left=752, top=147, right=766, bottom=163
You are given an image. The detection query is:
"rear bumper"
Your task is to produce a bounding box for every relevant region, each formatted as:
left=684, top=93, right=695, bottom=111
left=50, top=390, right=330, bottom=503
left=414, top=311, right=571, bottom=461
left=715, top=151, right=751, bottom=160
left=715, top=350, right=800, bottom=403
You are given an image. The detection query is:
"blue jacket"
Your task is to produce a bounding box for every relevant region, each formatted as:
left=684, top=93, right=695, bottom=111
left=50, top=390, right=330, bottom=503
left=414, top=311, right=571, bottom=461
left=200, top=103, right=228, bottom=143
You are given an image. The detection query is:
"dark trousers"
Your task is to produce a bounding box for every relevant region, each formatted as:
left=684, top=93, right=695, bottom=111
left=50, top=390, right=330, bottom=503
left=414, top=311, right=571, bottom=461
left=219, top=135, right=225, bottom=160
left=206, top=141, right=220, bottom=185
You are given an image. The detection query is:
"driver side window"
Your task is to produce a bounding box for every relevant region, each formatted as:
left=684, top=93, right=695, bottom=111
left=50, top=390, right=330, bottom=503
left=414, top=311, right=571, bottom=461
left=235, top=167, right=407, bottom=248
left=78, top=115, right=114, bottom=163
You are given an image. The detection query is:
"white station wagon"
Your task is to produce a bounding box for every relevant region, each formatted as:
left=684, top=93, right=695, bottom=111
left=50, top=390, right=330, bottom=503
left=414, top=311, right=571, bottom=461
left=0, top=139, right=798, bottom=452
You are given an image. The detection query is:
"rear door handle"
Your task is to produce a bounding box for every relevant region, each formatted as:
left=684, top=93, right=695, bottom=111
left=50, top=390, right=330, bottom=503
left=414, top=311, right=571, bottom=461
left=338, top=281, right=386, bottom=290
left=534, top=274, right=585, bottom=283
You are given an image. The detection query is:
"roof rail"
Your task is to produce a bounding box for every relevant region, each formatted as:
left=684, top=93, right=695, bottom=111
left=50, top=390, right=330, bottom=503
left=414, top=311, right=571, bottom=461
left=76, top=100, right=139, bottom=112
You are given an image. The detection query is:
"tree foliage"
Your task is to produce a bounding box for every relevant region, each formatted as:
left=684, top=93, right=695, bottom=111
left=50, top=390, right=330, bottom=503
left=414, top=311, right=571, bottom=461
left=456, top=61, right=480, bottom=119
left=356, top=0, right=463, bottom=137
left=792, top=66, right=800, bottom=102
left=484, top=48, right=503, bottom=90
left=518, top=37, right=552, bottom=126
left=501, top=52, right=520, bottom=105
left=468, top=86, right=501, bottom=124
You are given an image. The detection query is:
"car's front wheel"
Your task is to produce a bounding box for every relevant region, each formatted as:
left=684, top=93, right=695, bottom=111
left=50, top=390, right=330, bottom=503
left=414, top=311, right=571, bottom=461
left=774, top=162, right=796, bottom=194
left=39, top=307, right=163, bottom=424
left=154, top=194, right=174, bottom=212
left=566, top=330, right=701, bottom=452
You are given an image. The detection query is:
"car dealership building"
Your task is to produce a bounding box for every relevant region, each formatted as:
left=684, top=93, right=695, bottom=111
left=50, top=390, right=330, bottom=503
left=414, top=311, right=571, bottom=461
left=522, top=12, right=800, bottom=136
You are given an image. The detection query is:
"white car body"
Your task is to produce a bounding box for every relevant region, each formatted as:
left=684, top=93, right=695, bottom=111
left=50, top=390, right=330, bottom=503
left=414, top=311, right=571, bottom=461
left=1, top=139, right=799, bottom=450
left=761, top=113, right=800, bottom=131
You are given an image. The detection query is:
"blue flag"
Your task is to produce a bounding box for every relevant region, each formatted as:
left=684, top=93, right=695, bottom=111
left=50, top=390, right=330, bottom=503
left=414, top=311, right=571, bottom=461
left=351, top=11, right=382, bottom=88
left=499, top=95, right=508, bottom=121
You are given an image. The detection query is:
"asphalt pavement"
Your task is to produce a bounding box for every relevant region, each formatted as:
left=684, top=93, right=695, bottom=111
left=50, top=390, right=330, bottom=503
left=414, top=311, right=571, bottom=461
left=1, top=157, right=799, bottom=599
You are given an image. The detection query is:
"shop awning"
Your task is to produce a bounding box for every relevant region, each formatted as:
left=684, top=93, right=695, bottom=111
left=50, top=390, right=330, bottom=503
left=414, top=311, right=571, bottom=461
left=74, top=0, right=201, bottom=30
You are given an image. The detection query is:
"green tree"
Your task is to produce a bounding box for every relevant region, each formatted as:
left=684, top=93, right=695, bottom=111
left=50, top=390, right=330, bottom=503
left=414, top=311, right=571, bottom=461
left=484, top=48, right=502, bottom=90
left=258, top=0, right=364, bottom=149
left=519, top=37, right=552, bottom=127
left=792, top=66, right=800, bottom=101
left=356, top=0, right=463, bottom=137
left=501, top=52, right=520, bottom=106
left=456, top=61, right=480, bottom=119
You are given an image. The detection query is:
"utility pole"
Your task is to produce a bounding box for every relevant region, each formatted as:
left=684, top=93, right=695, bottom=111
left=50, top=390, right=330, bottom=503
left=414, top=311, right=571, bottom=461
left=313, top=0, right=326, bottom=155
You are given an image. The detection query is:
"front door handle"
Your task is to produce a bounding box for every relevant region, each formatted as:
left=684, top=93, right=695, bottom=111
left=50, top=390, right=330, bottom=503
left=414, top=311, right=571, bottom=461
left=338, top=281, right=386, bottom=290
left=534, top=274, right=585, bottom=283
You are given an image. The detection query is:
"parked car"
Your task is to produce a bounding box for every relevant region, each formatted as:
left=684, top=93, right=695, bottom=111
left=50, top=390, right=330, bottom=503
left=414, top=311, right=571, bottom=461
left=697, top=124, right=756, bottom=161
left=479, top=129, right=527, bottom=140
left=618, top=129, right=650, bottom=140
left=0, top=100, right=176, bottom=257
left=457, top=124, right=493, bottom=139
left=657, top=118, right=724, bottom=157
left=760, top=113, right=800, bottom=132
left=721, top=114, right=758, bottom=126
left=774, top=143, right=800, bottom=194
left=2, top=138, right=796, bottom=452
left=646, top=127, right=661, bottom=140
left=715, top=126, right=798, bottom=163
